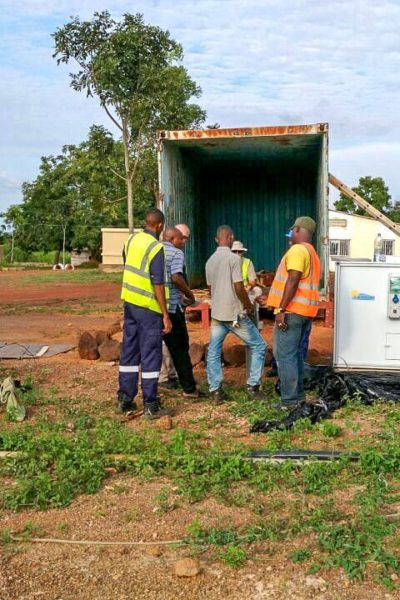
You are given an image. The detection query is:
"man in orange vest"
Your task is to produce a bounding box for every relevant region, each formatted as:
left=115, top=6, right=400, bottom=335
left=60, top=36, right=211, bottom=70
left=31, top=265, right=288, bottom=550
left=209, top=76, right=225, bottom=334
left=265, top=216, right=320, bottom=408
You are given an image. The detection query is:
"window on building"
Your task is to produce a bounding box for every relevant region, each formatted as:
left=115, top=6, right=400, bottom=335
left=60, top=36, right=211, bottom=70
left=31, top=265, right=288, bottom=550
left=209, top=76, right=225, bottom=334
left=330, top=239, right=350, bottom=257
left=382, top=240, right=394, bottom=256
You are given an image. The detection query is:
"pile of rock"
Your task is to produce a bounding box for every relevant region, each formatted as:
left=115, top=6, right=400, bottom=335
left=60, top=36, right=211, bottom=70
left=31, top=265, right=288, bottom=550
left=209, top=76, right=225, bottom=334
left=78, top=323, right=207, bottom=366
left=78, top=320, right=122, bottom=362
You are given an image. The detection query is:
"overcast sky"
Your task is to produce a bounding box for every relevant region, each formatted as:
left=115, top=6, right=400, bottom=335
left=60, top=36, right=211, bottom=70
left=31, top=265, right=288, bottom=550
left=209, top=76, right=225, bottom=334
left=1, top=0, right=400, bottom=215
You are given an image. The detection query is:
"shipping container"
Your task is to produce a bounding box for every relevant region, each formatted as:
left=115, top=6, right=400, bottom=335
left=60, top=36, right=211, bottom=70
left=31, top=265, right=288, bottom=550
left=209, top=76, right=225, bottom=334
left=158, top=124, right=329, bottom=291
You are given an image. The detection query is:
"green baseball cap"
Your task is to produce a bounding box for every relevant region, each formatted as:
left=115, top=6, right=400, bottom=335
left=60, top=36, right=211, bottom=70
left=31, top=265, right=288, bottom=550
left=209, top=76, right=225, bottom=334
left=290, top=216, right=316, bottom=234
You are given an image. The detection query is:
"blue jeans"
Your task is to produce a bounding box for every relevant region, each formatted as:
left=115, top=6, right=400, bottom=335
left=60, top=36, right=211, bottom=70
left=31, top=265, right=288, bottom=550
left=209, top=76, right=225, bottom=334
left=207, top=316, right=267, bottom=392
left=273, top=313, right=312, bottom=405
left=270, top=318, right=312, bottom=371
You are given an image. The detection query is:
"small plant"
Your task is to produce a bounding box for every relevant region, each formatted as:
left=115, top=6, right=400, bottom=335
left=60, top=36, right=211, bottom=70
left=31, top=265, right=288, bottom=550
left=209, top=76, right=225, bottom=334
left=219, top=545, right=248, bottom=568
left=290, top=548, right=311, bottom=563
left=320, top=422, right=343, bottom=438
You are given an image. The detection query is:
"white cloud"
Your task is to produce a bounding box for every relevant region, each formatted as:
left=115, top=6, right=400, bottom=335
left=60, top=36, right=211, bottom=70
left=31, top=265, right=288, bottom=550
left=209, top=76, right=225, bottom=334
left=0, top=0, right=400, bottom=209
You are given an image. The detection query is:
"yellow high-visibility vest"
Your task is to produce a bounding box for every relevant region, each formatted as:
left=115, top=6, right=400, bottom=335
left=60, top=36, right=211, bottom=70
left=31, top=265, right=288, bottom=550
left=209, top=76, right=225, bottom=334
left=241, top=257, right=251, bottom=285
left=121, top=231, right=169, bottom=314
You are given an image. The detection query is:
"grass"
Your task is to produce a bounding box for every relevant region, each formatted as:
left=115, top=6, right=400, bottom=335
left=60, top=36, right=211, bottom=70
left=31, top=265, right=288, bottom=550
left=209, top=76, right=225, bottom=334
left=14, top=270, right=122, bottom=286
left=1, top=382, right=400, bottom=588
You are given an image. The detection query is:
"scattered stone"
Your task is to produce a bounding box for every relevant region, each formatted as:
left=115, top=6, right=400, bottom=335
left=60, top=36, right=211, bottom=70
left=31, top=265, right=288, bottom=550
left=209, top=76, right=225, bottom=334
left=107, top=320, right=122, bottom=337
left=155, top=416, right=173, bottom=431
left=105, top=361, right=116, bottom=367
left=189, top=342, right=205, bottom=366
left=146, top=545, right=161, bottom=557
left=78, top=332, right=99, bottom=360
left=305, top=575, right=326, bottom=589
left=98, top=338, right=121, bottom=362
left=390, top=573, right=399, bottom=581
left=223, top=344, right=246, bottom=366
left=174, top=558, right=200, bottom=577
left=95, top=330, right=109, bottom=346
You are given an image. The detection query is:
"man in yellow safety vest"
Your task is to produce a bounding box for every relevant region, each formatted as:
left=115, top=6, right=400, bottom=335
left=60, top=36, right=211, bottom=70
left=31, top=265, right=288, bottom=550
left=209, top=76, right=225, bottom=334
left=264, top=216, right=320, bottom=409
left=231, top=240, right=257, bottom=288
left=117, top=208, right=172, bottom=419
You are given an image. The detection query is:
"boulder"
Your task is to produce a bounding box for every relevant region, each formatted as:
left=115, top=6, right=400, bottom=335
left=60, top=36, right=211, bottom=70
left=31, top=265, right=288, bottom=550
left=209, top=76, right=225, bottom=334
left=95, top=330, right=109, bottom=346
left=78, top=332, right=99, bottom=360
left=174, top=558, right=200, bottom=577
left=222, top=344, right=246, bottom=367
left=107, top=320, right=122, bottom=337
left=98, top=338, right=121, bottom=362
left=189, top=342, right=205, bottom=366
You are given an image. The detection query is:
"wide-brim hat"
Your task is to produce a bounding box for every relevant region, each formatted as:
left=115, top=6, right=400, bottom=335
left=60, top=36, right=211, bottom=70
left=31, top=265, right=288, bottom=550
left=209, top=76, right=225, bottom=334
left=232, top=241, right=248, bottom=252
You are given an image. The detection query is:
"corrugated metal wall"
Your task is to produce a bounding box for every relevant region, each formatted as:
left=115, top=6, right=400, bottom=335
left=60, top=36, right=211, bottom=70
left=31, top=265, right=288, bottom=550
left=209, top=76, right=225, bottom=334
left=160, top=133, right=327, bottom=287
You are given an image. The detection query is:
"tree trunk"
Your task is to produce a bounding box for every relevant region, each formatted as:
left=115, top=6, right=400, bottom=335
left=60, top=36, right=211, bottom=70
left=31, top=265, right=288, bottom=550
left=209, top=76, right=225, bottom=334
left=122, top=122, right=133, bottom=233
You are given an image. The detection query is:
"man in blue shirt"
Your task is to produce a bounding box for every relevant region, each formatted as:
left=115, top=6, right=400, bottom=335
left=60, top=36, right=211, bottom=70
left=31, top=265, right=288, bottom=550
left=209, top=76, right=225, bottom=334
left=163, top=227, right=203, bottom=398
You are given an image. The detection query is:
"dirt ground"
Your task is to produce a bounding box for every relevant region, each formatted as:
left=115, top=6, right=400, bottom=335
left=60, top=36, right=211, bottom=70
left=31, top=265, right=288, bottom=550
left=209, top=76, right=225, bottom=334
left=0, top=270, right=397, bottom=600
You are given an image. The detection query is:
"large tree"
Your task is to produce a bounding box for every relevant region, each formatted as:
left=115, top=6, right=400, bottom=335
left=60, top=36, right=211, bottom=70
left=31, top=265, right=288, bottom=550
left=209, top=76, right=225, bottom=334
left=1, top=126, right=143, bottom=261
left=53, top=11, right=206, bottom=232
left=334, top=176, right=392, bottom=215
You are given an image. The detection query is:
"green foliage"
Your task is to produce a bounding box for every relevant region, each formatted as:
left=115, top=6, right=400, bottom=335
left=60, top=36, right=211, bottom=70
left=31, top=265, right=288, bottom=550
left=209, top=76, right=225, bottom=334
left=318, top=514, right=398, bottom=581
left=53, top=11, right=206, bottom=230
left=219, top=545, right=248, bottom=568
left=289, top=548, right=311, bottom=563
left=320, top=422, right=343, bottom=438
left=334, top=176, right=391, bottom=215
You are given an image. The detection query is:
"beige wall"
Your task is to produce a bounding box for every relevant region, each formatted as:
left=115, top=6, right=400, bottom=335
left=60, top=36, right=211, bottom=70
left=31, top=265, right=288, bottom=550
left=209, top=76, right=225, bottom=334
left=101, top=228, right=142, bottom=269
left=329, top=210, right=400, bottom=271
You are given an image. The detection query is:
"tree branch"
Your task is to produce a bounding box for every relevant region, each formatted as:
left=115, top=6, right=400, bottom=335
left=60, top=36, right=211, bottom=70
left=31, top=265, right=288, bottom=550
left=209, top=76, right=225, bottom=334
left=109, top=167, right=126, bottom=182
left=102, top=102, right=123, bottom=132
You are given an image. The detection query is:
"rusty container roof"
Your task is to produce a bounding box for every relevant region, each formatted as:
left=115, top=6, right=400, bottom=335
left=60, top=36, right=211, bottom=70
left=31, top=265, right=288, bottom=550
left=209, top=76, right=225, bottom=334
left=158, top=123, right=328, bottom=141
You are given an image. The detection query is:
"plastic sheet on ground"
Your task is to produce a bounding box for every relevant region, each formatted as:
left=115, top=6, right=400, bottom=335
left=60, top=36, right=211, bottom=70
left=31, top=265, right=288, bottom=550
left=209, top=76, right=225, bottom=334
left=0, top=342, right=75, bottom=359
left=251, top=366, right=400, bottom=433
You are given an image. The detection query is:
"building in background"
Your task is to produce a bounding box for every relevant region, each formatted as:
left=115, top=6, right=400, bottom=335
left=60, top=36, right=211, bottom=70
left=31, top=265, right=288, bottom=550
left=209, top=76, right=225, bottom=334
left=329, top=209, right=400, bottom=271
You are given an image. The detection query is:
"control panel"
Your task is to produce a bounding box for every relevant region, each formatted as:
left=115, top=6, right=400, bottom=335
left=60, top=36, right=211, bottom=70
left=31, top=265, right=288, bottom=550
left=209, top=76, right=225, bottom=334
left=388, top=275, right=400, bottom=319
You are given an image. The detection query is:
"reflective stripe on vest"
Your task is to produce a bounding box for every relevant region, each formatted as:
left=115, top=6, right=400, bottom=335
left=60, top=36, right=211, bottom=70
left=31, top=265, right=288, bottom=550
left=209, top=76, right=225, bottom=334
left=242, top=257, right=250, bottom=285
left=267, top=243, right=321, bottom=317
left=121, top=231, right=169, bottom=313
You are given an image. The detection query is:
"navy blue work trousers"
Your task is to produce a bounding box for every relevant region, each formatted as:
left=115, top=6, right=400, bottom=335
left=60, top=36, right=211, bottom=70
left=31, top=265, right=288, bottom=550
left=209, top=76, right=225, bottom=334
left=118, top=303, right=163, bottom=405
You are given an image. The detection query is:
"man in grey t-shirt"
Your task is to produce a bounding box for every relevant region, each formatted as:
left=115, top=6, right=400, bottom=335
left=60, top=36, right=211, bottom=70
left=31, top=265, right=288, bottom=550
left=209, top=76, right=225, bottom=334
left=205, top=225, right=267, bottom=403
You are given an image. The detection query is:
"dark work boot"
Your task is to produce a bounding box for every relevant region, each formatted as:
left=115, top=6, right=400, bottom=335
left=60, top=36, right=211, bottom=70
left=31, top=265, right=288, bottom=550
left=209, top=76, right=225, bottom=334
left=209, top=388, right=229, bottom=405
left=143, top=400, right=172, bottom=420
left=116, top=393, right=138, bottom=414
left=247, top=385, right=267, bottom=400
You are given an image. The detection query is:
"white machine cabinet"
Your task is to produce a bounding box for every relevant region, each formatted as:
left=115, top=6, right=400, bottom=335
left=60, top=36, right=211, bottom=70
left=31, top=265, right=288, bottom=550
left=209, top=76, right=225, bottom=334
left=334, top=262, right=400, bottom=370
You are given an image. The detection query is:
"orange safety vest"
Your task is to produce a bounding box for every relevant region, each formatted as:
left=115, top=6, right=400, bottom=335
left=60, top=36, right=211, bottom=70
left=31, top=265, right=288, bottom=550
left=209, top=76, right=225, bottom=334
left=267, top=243, right=321, bottom=317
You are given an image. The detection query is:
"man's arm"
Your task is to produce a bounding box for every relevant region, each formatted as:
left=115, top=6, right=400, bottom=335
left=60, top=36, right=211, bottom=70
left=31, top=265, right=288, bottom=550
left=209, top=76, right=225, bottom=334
left=149, top=249, right=172, bottom=334
left=171, top=273, right=195, bottom=304
left=275, top=270, right=302, bottom=331
left=153, top=284, right=172, bottom=333
left=234, top=281, right=252, bottom=313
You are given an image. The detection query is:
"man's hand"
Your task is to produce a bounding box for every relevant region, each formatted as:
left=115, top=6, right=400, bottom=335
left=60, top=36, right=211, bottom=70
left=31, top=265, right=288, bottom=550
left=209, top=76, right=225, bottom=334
left=163, top=314, right=172, bottom=334
left=185, top=295, right=196, bottom=306
left=275, top=311, right=288, bottom=332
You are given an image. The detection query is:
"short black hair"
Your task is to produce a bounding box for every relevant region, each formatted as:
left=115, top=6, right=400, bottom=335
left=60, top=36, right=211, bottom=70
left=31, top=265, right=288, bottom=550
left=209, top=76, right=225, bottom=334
left=144, top=208, right=165, bottom=226
left=216, top=225, right=233, bottom=239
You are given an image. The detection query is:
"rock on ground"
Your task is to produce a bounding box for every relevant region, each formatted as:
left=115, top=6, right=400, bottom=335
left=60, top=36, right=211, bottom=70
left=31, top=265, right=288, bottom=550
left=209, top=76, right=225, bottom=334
left=174, top=558, right=200, bottom=577
left=98, top=338, right=121, bottom=362
left=189, top=342, right=205, bottom=366
left=95, top=330, right=110, bottom=346
left=223, top=344, right=246, bottom=367
left=78, top=332, right=99, bottom=360
left=107, top=320, right=122, bottom=337
left=155, top=416, right=173, bottom=431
